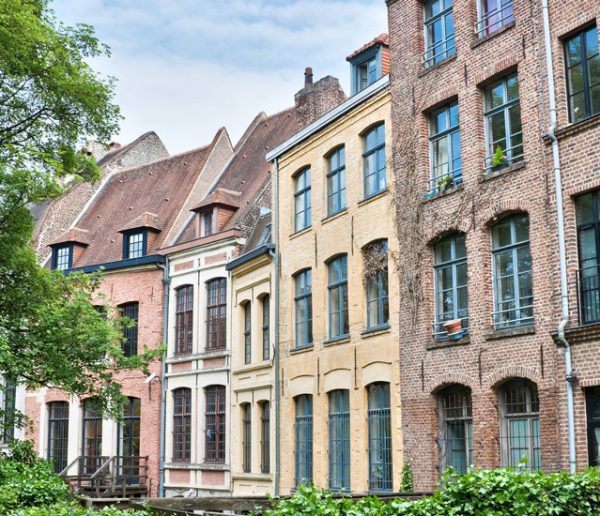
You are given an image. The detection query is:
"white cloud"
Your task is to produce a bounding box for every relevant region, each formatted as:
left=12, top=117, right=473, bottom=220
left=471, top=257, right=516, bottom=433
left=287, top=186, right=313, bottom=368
left=52, top=0, right=387, bottom=153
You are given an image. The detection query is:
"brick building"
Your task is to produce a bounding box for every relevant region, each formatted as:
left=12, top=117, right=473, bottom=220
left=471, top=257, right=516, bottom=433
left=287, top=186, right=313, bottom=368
left=386, top=0, right=600, bottom=491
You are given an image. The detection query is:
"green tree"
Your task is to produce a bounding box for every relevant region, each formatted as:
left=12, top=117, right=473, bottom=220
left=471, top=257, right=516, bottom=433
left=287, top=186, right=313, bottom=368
left=0, top=0, right=157, bottom=422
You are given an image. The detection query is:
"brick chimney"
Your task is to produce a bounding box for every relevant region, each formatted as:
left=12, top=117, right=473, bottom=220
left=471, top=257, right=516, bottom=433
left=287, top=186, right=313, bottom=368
left=294, top=68, right=346, bottom=128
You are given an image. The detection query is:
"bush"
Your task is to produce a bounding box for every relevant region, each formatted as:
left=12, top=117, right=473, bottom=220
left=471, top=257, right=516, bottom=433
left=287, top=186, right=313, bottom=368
left=264, top=467, right=600, bottom=515
left=9, top=501, right=150, bottom=516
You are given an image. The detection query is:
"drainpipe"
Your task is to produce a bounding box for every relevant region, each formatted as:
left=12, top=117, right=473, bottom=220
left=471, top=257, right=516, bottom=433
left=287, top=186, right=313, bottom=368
left=541, top=0, right=576, bottom=474
left=158, top=258, right=170, bottom=495
left=272, top=157, right=281, bottom=496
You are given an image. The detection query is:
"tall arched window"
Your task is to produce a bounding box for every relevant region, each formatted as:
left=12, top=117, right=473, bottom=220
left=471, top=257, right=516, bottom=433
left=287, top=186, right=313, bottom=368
left=175, top=285, right=193, bottom=355
left=499, top=379, right=540, bottom=469
left=294, top=394, right=313, bottom=486
left=328, top=255, right=349, bottom=339
left=294, top=168, right=311, bottom=232
left=206, top=279, right=227, bottom=350
left=260, top=401, right=270, bottom=474
left=492, top=214, right=533, bottom=329
left=368, top=382, right=392, bottom=491
left=294, top=269, right=313, bottom=349
left=241, top=403, right=251, bottom=472
left=173, top=388, right=191, bottom=462
left=438, top=385, right=473, bottom=474
left=243, top=302, right=251, bottom=364
left=47, top=401, right=69, bottom=474
left=262, top=295, right=270, bottom=360
left=363, top=124, right=386, bottom=198
left=119, top=397, right=141, bottom=483
left=364, top=240, right=389, bottom=329
left=205, top=385, right=226, bottom=463
left=327, top=147, right=346, bottom=216
left=119, top=302, right=139, bottom=357
left=82, top=399, right=102, bottom=474
left=328, top=389, right=350, bottom=491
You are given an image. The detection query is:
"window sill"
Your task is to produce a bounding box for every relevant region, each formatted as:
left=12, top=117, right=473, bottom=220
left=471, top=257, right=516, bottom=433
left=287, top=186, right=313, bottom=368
left=321, top=208, right=348, bottom=225
left=232, top=360, right=271, bottom=374
left=418, top=54, right=457, bottom=78
left=358, top=189, right=388, bottom=207
left=290, top=226, right=312, bottom=240
left=485, top=325, right=535, bottom=341
left=551, top=322, right=600, bottom=346
left=471, top=21, right=516, bottom=49
left=232, top=472, right=272, bottom=481
left=199, top=462, right=229, bottom=471
left=360, top=324, right=391, bottom=338
left=427, top=335, right=470, bottom=350
left=479, top=160, right=526, bottom=183
left=324, top=334, right=351, bottom=347
left=422, top=183, right=464, bottom=203
left=290, top=344, right=313, bottom=355
left=167, top=349, right=228, bottom=363
left=546, top=113, right=600, bottom=142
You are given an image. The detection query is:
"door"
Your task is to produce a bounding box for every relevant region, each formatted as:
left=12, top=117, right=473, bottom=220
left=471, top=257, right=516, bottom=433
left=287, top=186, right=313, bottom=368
left=118, top=397, right=141, bottom=484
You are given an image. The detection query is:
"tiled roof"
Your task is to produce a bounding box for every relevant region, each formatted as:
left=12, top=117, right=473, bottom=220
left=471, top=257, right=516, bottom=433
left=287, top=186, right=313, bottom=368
left=191, top=188, right=242, bottom=212
left=346, top=33, right=389, bottom=61
left=50, top=227, right=90, bottom=246
left=119, top=211, right=162, bottom=232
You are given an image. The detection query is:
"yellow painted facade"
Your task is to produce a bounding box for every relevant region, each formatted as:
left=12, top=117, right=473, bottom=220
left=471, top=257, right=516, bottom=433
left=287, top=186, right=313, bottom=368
left=276, top=84, right=403, bottom=494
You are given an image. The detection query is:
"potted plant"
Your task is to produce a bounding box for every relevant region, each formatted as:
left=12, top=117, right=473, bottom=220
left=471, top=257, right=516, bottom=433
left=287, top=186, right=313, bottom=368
left=437, top=175, right=453, bottom=193
left=443, top=318, right=463, bottom=339
left=491, top=145, right=508, bottom=169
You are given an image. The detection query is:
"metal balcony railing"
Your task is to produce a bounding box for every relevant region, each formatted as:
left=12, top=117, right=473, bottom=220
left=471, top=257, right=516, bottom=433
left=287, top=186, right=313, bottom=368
left=475, top=2, right=514, bottom=37
left=491, top=304, right=534, bottom=330
left=484, top=144, right=524, bottom=173
left=428, top=168, right=463, bottom=195
left=576, top=268, right=600, bottom=325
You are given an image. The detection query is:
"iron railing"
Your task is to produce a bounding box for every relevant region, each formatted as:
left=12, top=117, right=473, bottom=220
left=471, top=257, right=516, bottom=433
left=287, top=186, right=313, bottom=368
left=328, top=411, right=350, bottom=491
left=294, top=415, right=313, bottom=486
left=423, top=37, right=456, bottom=68
left=475, top=1, right=514, bottom=37
left=484, top=144, right=524, bottom=172
left=432, top=316, right=469, bottom=340
left=576, top=268, right=600, bottom=325
left=491, top=304, right=533, bottom=330
left=368, top=407, right=392, bottom=491
left=428, top=168, right=463, bottom=195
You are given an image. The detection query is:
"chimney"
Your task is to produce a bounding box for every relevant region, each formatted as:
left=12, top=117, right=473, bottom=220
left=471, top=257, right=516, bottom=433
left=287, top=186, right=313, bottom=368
left=304, top=67, right=314, bottom=88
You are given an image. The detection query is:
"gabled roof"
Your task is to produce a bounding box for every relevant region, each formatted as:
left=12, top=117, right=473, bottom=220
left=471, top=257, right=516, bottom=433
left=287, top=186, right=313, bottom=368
left=50, top=227, right=90, bottom=247
left=346, top=33, right=389, bottom=61
left=191, top=188, right=242, bottom=212
left=119, top=211, right=162, bottom=233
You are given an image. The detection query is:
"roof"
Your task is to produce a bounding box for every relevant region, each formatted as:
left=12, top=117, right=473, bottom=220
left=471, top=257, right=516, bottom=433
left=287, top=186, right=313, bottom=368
left=96, top=131, right=160, bottom=167
left=346, top=33, right=389, bottom=61
left=243, top=213, right=272, bottom=252
left=60, top=137, right=220, bottom=266
left=50, top=227, right=90, bottom=247
left=191, top=188, right=242, bottom=212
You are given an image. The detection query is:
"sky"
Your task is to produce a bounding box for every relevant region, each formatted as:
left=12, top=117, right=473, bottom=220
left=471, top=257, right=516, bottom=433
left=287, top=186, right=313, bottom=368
left=53, top=0, right=388, bottom=154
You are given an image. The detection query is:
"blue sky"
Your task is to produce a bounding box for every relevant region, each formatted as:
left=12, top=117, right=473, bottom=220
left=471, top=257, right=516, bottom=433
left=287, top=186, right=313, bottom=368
left=53, top=0, right=388, bottom=154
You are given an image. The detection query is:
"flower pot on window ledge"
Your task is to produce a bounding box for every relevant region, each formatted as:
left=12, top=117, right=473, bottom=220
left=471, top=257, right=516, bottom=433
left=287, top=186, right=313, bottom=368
left=443, top=318, right=462, bottom=337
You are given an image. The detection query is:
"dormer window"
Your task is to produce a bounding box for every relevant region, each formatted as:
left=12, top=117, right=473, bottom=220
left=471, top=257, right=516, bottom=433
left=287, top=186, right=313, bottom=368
left=347, top=34, right=389, bottom=95
left=52, top=245, right=72, bottom=271
left=357, top=56, right=377, bottom=92
left=123, top=230, right=146, bottom=259
left=202, top=211, right=214, bottom=237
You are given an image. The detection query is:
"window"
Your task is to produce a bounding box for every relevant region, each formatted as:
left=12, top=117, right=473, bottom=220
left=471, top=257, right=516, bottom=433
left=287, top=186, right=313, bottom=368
left=295, top=394, right=313, bottom=486
left=499, top=379, right=540, bottom=470
left=52, top=245, right=72, bottom=271
left=484, top=74, right=523, bottom=171
left=243, top=302, right=251, bottom=364
left=565, top=26, right=600, bottom=123
left=327, top=147, right=346, bottom=216
left=202, top=211, right=214, bottom=237
left=262, top=296, right=270, bottom=361
left=576, top=190, right=600, bottom=324
left=2, top=380, right=16, bottom=443
left=82, top=399, right=102, bottom=474
left=241, top=403, right=251, bottom=473
left=206, top=278, right=227, bottom=350
left=294, top=168, right=311, bottom=232
left=585, top=387, right=600, bottom=466
left=47, top=401, right=69, bottom=474
left=354, top=55, right=378, bottom=94
left=120, top=302, right=139, bottom=357
left=424, top=0, right=456, bottom=67
left=492, top=214, right=533, bottom=329
left=294, top=270, right=313, bottom=348
left=205, top=385, right=225, bottom=463
left=258, top=223, right=272, bottom=245
left=328, top=389, right=350, bottom=491
left=363, top=124, right=387, bottom=198
left=434, top=234, right=468, bottom=337
left=328, top=256, right=349, bottom=339
left=173, top=388, right=191, bottom=463
left=439, top=386, right=473, bottom=474
left=430, top=102, right=461, bottom=193
left=368, top=383, right=392, bottom=491
left=124, top=231, right=146, bottom=259
left=365, top=241, right=389, bottom=329
left=476, top=0, right=514, bottom=38
left=175, top=286, right=193, bottom=355
left=118, top=397, right=141, bottom=484
left=260, top=401, right=270, bottom=474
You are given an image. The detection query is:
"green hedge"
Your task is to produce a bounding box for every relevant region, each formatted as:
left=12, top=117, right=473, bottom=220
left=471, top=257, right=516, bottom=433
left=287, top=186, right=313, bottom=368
left=263, top=467, right=600, bottom=515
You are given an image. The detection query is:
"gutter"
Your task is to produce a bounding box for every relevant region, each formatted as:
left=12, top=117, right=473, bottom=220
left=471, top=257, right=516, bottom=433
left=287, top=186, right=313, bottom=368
left=65, top=254, right=165, bottom=274
left=273, top=158, right=281, bottom=496
left=541, top=0, right=576, bottom=473
left=158, top=257, right=170, bottom=496
left=225, top=244, right=275, bottom=271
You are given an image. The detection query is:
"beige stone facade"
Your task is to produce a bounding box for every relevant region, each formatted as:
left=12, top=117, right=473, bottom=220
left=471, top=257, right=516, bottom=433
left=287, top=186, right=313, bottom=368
left=272, top=79, right=403, bottom=494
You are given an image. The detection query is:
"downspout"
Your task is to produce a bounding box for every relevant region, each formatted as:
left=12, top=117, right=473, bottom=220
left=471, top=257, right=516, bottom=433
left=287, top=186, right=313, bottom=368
left=541, top=0, right=576, bottom=473
left=158, top=257, right=170, bottom=495
left=272, top=157, right=281, bottom=496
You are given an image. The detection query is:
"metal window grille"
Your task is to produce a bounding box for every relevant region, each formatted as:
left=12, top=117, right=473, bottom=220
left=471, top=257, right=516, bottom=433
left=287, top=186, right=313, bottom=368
left=175, top=286, right=194, bottom=355
left=439, top=386, right=473, bottom=475
left=205, top=385, right=226, bottom=463
left=81, top=399, right=103, bottom=474
left=119, top=302, right=139, bottom=357
left=260, top=402, right=270, bottom=474
left=294, top=168, right=311, bottom=232
left=565, top=26, right=600, bottom=123
left=244, top=302, right=251, bottom=364
left=365, top=241, right=389, bottom=329
left=294, top=395, right=313, bottom=485
left=203, top=211, right=214, bottom=237
left=294, top=270, right=313, bottom=348
left=484, top=74, right=523, bottom=171
left=500, top=380, right=540, bottom=470
left=2, top=380, right=16, bottom=443
left=585, top=387, right=600, bottom=466
left=327, top=147, right=346, bottom=215
left=423, top=0, right=456, bottom=67
left=491, top=214, right=533, bottom=329
left=206, top=279, right=227, bottom=350
left=476, top=0, right=514, bottom=37
left=429, top=102, right=462, bottom=193
left=328, top=390, right=350, bottom=491
left=173, top=389, right=191, bottom=462
left=118, top=397, right=141, bottom=485
left=47, top=401, right=69, bottom=474
left=127, top=232, right=145, bottom=259
left=328, top=256, right=349, bottom=339
left=433, top=234, right=468, bottom=337
left=55, top=246, right=71, bottom=270
left=368, top=383, right=392, bottom=491
left=363, top=124, right=386, bottom=198
left=242, top=404, right=251, bottom=473
left=262, top=296, right=270, bottom=360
